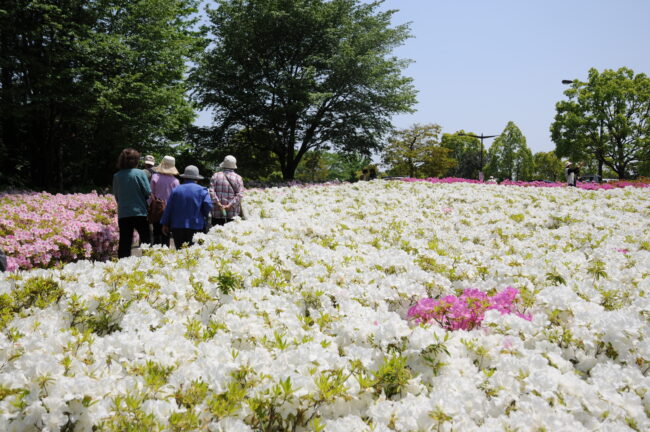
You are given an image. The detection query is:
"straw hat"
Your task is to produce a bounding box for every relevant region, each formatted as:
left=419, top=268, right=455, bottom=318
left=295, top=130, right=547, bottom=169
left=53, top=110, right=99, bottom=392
left=144, top=155, right=155, bottom=166
left=180, top=165, right=204, bottom=180
left=220, top=155, right=237, bottom=169
left=155, top=156, right=179, bottom=175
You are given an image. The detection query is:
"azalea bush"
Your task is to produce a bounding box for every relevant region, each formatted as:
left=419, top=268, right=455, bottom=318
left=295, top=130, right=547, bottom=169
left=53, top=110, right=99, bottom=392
left=0, top=181, right=649, bottom=431
left=408, top=287, right=532, bottom=330
left=0, top=192, right=119, bottom=271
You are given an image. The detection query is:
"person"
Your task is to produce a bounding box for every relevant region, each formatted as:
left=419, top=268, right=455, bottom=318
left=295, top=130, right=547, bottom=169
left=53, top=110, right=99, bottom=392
left=150, top=155, right=180, bottom=246
left=209, top=155, right=245, bottom=226
left=143, top=155, right=156, bottom=180
left=565, top=161, right=581, bottom=187
left=161, top=165, right=212, bottom=248
left=0, top=248, right=7, bottom=272
left=113, top=148, right=151, bottom=258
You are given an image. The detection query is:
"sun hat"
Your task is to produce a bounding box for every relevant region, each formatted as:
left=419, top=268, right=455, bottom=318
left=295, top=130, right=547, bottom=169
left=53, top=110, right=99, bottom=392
left=155, top=155, right=179, bottom=175
left=565, top=161, right=573, bottom=167
left=180, top=165, right=204, bottom=180
left=219, top=155, right=237, bottom=170
left=144, top=155, right=155, bottom=166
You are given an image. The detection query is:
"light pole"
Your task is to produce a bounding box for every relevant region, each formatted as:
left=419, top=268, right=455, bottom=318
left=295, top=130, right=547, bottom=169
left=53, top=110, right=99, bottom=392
left=458, top=132, right=499, bottom=181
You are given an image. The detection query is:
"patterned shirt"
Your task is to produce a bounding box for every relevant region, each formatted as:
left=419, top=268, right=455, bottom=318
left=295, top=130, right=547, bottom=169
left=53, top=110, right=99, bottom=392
left=209, top=170, right=244, bottom=219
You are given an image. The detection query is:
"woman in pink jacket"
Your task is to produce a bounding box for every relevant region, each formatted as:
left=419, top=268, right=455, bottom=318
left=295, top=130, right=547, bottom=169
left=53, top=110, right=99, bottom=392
left=150, top=156, right=180, bottom=246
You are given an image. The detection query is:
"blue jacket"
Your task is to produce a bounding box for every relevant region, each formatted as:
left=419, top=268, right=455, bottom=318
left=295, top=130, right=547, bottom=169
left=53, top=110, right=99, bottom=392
left=113, top=169, right=151, bottom=218
left=160, top=182, right=213, bottom=230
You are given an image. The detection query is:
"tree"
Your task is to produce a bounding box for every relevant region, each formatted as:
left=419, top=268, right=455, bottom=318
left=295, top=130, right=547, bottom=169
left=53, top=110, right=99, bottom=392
left=383, top=123, right=456, bottom=178
left=191, top=0, right=417, bottom=180
left=551, top=67, right=650, bottom=180
left=485, top=121, right=533, bottom=181
left=532, top=151, right=564, bottom=181
left=0, top=0, right=200, bottom=190
left=440, top=131, right=483, bottom=179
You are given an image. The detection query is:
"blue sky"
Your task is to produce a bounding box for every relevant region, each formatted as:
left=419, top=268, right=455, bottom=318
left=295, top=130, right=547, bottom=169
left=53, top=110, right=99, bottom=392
left=195, top=0, right=650, bottom=154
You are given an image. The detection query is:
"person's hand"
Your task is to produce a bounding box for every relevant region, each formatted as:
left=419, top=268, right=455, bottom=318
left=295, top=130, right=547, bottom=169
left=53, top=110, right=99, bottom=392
left=162, top=225, right=169, bottom=236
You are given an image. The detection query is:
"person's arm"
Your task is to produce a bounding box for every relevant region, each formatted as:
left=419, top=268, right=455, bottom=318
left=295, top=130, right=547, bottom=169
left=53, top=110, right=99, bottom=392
left=202, top=188, right=213, bottom=218
left=209, top=174, right=222, bottom=208
left=223, top=173, right=244, bottom=208
left=141, top=171, right=151, bottom=199
left=160, top=191, right=174, bottom=234
left=112, top=175, right=119, bottom=203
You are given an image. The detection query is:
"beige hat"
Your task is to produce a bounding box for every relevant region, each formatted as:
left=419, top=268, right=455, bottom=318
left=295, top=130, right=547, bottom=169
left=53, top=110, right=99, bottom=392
left=565, top=161, right=573, bottom=167
left=220, top=155, right=237, bottom=169
left=155, top=155, right=179, bottom=175
left=144, top=155, right=155, bottom=166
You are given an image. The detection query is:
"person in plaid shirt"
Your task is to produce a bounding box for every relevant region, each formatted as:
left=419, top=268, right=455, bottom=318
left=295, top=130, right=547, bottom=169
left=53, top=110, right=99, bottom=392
left=209, top=155, right=245, bottom=225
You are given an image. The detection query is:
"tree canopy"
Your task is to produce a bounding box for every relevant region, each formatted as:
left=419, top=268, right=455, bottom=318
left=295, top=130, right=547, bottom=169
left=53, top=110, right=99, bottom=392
left=0, top=0, right=201, bottom=190
left=440, top=131, right=483, bottom=179
left=382, top=123, right=456, bottom=178
left=551, top=67, right=650, bottom=179
left=191, top=0, right=417, bottom=180
left=532, top=151, right=564, bottom=182
left=485, top=121, right=533, bottom=181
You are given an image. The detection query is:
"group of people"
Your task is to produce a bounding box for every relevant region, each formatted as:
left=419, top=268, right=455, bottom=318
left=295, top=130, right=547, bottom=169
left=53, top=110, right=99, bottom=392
left=112, top=148, right=245, bottom=258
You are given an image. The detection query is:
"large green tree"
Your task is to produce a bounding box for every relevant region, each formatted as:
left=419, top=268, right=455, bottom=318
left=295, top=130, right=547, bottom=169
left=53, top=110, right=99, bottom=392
left=383, top=123, right=456, bottom=178
left=440, top=131, right=483, bottom=179
left=532, top=151, right=564, bottom=181
left=191, top=0, right=417, bottom=180
left=485, top=121, right=534, bottom=181
left=0, top=0, right=200, bottom=190
left=551, top=67, right=650, bottom=179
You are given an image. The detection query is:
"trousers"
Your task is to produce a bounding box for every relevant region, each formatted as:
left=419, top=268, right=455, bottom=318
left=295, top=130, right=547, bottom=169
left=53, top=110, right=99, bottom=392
left=118, top=216, right=150, bottom=258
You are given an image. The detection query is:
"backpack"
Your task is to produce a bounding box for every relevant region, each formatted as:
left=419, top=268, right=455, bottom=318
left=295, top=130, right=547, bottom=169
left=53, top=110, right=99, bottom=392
left=148, top=194, right=166, bottom=223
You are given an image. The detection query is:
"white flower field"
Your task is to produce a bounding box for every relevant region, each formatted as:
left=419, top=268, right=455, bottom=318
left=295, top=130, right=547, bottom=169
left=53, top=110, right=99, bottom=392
left=1, top=180, right=649, bottom=431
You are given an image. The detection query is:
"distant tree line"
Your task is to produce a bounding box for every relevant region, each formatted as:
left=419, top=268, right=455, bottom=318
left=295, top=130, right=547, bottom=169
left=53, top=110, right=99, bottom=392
left=1, top=0, right=647, bottom=191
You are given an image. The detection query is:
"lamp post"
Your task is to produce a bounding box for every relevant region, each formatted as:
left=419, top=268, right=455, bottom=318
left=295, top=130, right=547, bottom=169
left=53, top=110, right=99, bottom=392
left=458, top=132, right=498, bottom=181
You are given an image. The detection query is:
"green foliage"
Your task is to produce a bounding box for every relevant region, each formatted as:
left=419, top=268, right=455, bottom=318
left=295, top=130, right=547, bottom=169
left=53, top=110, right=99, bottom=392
left=192, top=0, right=417, bottom=180
left=372, top=354, right=412, bottom=398
left=440, top=131, right=483, bottom=179
left=0, top=277, right=63, bottom=330
left=0, top=0, right=202, bottom=190
left=551, top=67, right=650, bottom=180
left=98, top=392, right=161, bottom=432
left=533, top=151, right=565, bottom=181
left=383, top=123, right=456, bottom=178
left=485, top=121, right=534, bottom=181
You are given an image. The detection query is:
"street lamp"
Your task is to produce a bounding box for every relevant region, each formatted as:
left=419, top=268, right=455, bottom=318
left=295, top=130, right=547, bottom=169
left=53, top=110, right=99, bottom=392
left=458, top=132, right=499, bottom=181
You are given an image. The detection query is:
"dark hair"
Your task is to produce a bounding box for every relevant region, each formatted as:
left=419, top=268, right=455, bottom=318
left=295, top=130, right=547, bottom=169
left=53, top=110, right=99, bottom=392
left=117, top=148, right=140, bottom=169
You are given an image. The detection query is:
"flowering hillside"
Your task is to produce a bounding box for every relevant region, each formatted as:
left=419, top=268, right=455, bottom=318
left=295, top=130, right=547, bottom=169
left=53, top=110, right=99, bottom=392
left=1, top=181, right=649, bottom=431
left=0, top=192, right=119, bottom=272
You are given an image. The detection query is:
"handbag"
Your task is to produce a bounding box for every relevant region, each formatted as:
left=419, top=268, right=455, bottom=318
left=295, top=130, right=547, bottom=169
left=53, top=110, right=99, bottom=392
left=147, top=194, right=166, bottom=223
left=223, top=173, right=246, bottom=219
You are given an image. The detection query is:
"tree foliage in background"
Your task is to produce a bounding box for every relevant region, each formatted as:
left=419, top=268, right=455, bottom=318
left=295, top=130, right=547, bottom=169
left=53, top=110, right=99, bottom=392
left=293, top=150, right=373, bottom=182
left=191, top=0, right=417, bottom=180
left=485, top=121, right=533, bottom=181
left=383, top=123, right=456, bottom=178
left=0, top=0, right=201, bottom=190
left=532, top=151, right=564, bottom=181
left=440, top=131, right=483, bottom=179
left=551, top=67, right=650, bottom=180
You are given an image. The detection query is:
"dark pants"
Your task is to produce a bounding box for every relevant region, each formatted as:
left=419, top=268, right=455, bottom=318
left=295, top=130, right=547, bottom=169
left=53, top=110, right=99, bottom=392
left=172, top=228, right=201, bottom=249
left=118, top=216, right=150, bottom=258
left=152, top=223, right=170, bottom=247
left=212, top=217, right=234, bottom=226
